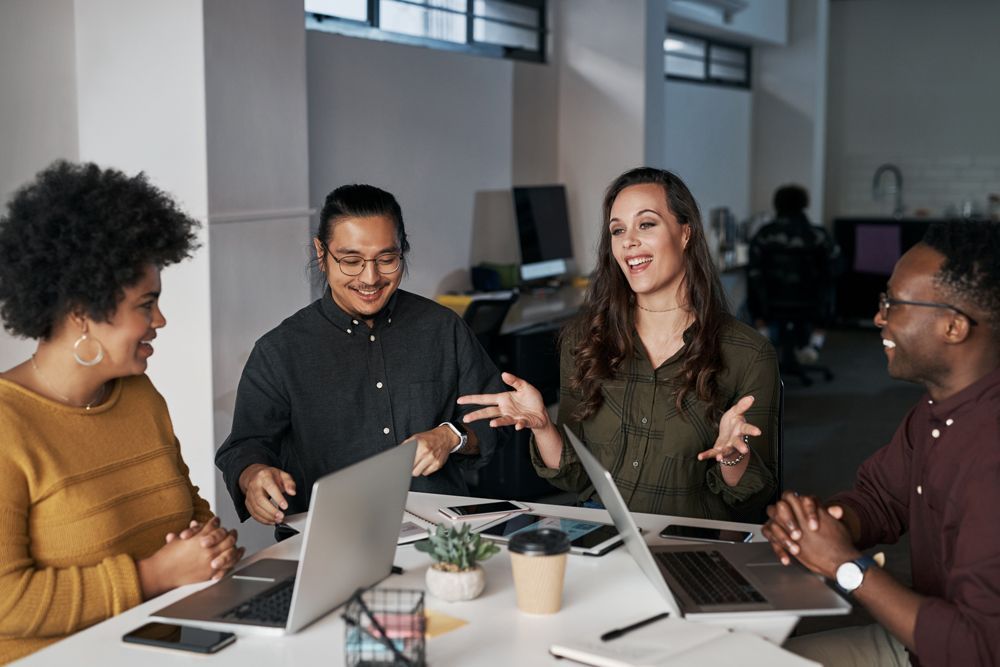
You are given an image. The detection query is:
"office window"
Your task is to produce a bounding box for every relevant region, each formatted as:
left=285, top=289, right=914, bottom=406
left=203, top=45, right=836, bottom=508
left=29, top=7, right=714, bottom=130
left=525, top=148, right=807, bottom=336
left=664, top=30, right=750, bottom=89
left=306, top=0, right=547, bottom=63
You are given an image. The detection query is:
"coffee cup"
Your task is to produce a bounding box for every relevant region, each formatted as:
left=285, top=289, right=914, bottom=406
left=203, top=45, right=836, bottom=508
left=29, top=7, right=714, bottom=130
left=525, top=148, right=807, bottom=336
left=508, top=528, right=571, bottom=614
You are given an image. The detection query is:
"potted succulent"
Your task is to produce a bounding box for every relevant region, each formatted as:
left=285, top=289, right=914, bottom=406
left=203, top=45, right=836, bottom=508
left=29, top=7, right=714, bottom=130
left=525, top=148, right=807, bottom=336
left=415, top=523, right=500, bottom=602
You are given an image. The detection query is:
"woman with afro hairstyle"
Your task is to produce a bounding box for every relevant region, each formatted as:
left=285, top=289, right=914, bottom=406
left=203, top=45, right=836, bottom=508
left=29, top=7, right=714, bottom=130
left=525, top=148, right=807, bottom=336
left=461, top=168, right=779, bottom=521
left=0, top=161, right=243, bottom=664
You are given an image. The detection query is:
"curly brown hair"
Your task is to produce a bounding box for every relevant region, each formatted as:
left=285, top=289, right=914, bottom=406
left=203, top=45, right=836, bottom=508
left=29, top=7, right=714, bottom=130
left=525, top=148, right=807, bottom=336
left=0, top=161, right=199, bottom=340
left=565, top=167, right=729, bottom=421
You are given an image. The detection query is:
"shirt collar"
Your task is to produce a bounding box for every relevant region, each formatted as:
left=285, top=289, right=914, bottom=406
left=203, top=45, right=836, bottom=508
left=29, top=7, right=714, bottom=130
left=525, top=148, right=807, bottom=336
left=318, top=288, right=400, bottom=334
left=927, top=365, right=1000, bottom=420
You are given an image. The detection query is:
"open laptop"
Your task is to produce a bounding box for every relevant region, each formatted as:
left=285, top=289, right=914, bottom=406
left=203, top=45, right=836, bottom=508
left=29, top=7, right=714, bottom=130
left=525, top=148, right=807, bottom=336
left=565, top=427, right=851, bottom=619
left=152, top=440, right=417, bottom=635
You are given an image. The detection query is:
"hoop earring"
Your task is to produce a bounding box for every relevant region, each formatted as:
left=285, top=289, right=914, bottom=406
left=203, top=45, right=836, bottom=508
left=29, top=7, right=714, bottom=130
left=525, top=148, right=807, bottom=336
left=73, top=333, right=104, bottom=367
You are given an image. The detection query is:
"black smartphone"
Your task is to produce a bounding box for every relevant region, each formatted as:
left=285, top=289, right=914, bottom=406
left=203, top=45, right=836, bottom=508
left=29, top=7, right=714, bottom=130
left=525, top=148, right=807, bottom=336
left=122, top=622, right=236, bottom=654
left=659, top=524, right=754, bottom=544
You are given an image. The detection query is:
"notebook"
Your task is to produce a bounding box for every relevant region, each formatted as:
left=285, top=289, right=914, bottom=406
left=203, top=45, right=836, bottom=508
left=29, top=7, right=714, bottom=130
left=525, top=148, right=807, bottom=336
left=564, top=427, right=851, bottom=619
left=398, top=510, right=435, bottom=544
left=152, top=440, right=417, bottom=636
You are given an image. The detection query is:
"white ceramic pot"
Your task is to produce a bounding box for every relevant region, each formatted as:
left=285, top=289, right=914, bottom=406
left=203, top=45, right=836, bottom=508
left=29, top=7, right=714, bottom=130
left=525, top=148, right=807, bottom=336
left=425, top=565, right=486, bottom=602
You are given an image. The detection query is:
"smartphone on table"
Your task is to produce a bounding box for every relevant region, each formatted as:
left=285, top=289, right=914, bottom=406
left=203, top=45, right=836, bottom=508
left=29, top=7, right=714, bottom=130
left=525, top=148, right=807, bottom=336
left=658, top=524, right=754, bottom=544
left=122, top=622, right=236, bottom=654
left=438, top=500, right=530, bottom=520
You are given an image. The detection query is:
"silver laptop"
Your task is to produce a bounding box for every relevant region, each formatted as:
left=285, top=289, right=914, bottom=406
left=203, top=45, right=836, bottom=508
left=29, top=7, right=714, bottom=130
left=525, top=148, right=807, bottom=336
left=565, top=427, right=851, bottom=619
left=152, top=440, right=417, bottom=635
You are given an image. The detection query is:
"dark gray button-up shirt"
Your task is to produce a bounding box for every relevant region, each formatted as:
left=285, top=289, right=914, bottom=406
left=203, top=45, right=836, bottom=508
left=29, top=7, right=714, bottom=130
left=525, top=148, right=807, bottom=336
left=216, top=289, right=508, bottom=521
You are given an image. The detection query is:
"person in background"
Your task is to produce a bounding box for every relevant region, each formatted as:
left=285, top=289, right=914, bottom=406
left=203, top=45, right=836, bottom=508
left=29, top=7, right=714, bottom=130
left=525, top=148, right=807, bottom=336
left=0, top=161, right=243, bottom=664
left=765, top=220, right=1000, bottom=666
left=747, top=184, right=840, bottom=363
left=460, top=167, right=778, bottom=521
left=215, top=184, right=508, bottom=532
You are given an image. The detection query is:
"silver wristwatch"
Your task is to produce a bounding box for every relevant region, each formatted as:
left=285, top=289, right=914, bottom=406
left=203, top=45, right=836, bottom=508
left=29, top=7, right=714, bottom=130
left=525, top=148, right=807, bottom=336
left=835, top=555, right=877, bottom=594
left=439, top=421, right=468, bottom=453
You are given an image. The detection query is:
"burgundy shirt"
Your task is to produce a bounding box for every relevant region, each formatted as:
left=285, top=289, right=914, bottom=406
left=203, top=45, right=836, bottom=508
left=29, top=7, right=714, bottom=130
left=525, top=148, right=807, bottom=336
left=831, top=367, right=1000, bottom=667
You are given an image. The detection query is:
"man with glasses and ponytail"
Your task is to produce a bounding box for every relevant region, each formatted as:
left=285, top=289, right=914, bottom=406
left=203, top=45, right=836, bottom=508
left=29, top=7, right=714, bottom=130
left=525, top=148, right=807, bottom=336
left=216, top=184, right=507, bottom=532
left=763, top=220, right=1000, bottom=666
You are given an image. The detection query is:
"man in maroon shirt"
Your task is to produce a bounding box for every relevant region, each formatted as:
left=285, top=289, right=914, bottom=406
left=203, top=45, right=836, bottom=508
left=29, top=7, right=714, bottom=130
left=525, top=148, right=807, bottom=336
left=763, top=220, right=1000, bottom=666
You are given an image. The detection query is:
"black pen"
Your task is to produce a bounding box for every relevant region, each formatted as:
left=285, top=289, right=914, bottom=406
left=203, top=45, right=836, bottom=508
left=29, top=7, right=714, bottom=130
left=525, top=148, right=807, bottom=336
left=600, top=611, right=671, bottom=641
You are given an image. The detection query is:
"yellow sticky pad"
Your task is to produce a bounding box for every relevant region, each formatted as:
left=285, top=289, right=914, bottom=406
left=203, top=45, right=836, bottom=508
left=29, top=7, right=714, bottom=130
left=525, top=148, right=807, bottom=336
left=424, top=609, right=468, bottom=638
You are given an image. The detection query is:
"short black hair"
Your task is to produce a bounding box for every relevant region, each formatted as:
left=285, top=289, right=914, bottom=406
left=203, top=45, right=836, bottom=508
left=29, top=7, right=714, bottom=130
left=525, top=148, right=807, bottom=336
left=923, top=220, right=1000, bottom=331
left=0, top=160, right=199, bottom=340
left=773, top=185, right=809, bottom=217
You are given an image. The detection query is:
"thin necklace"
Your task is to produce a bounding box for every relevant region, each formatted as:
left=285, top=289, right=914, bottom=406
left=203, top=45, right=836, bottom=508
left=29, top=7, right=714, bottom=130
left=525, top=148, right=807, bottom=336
left=30, top=354, right=106, bottom=410
left=636, top=302, right=682, bottom=313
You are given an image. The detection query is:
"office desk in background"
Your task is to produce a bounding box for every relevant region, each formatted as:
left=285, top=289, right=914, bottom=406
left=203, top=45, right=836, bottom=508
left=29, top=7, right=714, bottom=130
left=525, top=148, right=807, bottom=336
left=15, top=493, right=802, bottom=667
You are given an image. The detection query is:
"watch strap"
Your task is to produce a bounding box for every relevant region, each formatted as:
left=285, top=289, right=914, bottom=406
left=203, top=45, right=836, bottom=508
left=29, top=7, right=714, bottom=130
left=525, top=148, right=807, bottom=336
left=439, top=421, right=468, bottom=453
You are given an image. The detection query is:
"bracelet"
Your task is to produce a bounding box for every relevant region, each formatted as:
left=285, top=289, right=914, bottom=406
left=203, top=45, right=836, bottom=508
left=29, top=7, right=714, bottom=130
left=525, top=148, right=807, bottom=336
left=719, top=451, right=746, bottom=467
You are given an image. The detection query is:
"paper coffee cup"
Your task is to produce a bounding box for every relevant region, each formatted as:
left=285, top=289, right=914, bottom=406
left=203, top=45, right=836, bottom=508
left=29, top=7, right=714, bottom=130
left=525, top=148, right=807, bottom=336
left=508, top=528, right=571, bottom=614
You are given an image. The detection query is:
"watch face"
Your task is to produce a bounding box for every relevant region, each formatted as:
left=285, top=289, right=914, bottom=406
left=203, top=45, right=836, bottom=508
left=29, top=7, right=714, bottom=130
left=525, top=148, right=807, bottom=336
left=836, top=562, right=864, bottom=591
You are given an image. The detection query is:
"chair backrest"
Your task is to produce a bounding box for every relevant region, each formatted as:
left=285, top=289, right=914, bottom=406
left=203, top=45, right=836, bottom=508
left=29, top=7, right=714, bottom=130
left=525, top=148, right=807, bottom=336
left=463, top=295, right=517, bottom=353
left=761, top=245, right=831, bottom=316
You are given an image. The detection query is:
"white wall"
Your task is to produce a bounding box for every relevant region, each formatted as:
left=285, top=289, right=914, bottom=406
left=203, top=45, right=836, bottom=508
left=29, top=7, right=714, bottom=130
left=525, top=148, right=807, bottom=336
left=306, top=33, right=514, bottom=296
left=0, top=0, right=79, bottom=370
left=826, top=0, right=1000, bottom=219
left=751, top=0, right=828, bottom=221
left=664, top=80, right=753, bottom=220
left=73, top=0, right=216, bottom=501
left=204, top=0, right=313, bottom=551
left=555, top=0, right=667, bottom=274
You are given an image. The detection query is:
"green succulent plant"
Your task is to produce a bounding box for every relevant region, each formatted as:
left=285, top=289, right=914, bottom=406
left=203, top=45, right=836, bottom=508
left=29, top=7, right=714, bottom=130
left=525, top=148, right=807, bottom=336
left=414, top=523, right=500, bottom=572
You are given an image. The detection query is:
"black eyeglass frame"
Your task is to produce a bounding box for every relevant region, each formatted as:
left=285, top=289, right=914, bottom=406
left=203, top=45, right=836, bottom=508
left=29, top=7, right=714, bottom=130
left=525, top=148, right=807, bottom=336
left=878, top=292, right=978, bottom=326
left=319, top=241, right=403, bottom=277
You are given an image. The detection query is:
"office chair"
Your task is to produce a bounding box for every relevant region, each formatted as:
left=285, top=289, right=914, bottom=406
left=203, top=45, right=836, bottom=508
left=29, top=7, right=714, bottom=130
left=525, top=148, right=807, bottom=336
left=755, top=244, right=835, bottom=386
left=462, top=293, right=518, bottom=363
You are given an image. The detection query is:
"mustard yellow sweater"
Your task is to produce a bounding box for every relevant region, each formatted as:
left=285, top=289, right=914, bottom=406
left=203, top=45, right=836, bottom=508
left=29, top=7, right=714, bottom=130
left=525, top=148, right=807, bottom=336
left=0, top=374, right=212, bottom=664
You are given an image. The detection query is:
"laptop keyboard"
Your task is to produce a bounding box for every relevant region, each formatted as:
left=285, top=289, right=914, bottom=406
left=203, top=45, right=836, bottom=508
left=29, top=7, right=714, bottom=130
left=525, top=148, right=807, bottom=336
left=221, top=577, right=295, bottom=625
left=656, top=550, right=767, bottom=606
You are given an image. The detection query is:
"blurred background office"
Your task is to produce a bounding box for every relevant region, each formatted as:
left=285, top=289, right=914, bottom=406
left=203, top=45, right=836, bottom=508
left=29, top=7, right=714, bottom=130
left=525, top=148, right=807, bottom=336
left=2, top=0, right=998, bottom=563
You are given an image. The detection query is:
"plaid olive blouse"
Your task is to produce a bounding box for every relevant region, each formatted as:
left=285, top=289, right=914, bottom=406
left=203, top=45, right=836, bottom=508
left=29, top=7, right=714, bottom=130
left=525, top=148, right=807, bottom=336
left=530, top=316, right=778, bottom=521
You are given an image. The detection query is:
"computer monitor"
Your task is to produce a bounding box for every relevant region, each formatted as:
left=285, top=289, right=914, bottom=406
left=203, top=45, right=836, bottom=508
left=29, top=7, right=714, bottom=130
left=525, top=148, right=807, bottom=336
left=512, top=185, right=573, bottom=283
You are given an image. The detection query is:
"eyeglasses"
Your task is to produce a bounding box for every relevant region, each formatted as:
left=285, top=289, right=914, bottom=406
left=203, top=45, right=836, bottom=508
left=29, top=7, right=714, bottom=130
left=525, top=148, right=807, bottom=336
left=878, top=292, right=978, bottom=326
left=321, top=243, right=402, bottom=276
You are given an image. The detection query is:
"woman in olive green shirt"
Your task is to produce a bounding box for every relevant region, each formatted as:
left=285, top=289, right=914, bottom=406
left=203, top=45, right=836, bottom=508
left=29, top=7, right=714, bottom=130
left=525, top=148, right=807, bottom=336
left=460, top=168, right=778, bottom=521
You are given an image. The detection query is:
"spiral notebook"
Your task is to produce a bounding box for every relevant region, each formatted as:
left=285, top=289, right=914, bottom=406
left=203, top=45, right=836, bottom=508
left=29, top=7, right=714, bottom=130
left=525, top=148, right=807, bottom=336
left=399, top=510, right=435, bottom=544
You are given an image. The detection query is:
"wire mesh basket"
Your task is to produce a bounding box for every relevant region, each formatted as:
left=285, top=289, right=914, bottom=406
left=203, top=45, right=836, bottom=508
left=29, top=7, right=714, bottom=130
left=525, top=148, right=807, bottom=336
left=343, top=588, right=426, bottom=667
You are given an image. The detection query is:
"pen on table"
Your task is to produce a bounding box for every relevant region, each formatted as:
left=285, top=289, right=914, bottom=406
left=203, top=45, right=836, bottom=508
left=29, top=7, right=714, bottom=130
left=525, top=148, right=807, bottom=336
left=600, top=611, right=670, bottom=641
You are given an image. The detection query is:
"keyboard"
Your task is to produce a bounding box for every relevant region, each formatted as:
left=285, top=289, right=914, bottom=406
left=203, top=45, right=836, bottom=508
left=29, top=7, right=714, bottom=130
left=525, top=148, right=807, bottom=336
left=221, top=577, right=295, bottom=625
left=656, top=550, right=766, bottom=606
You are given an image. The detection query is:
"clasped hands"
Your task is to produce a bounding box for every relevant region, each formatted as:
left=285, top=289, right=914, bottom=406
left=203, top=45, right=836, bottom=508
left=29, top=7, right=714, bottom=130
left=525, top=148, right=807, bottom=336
left=762, top=491, right=860, bottom=579
left=138, top=516, right=244, bottom=599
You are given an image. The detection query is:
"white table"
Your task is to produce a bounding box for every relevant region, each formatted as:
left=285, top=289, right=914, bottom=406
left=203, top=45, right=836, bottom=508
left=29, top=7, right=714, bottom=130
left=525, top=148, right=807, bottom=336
left=15, top=493, right=800, bottom=666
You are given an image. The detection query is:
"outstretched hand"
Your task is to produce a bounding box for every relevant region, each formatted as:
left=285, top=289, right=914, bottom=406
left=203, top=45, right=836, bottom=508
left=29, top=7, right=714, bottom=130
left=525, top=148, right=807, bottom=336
left=457, top=372, right=549, bottom=431
left=697, top=395, right=760, bottom=463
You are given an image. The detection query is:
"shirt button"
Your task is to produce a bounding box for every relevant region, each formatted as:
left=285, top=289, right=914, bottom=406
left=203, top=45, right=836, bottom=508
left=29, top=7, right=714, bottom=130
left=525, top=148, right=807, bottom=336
left=931, top=429, right=940, bottom=438
left=632, top=461, right=639, bottom=468
left=945, top=418, right=954, bottom=426
left=641, top=417, right=648, bottom=424
left=917, top=485, right=922, bottom=495
left=370, top=335, right=376, bottom=342
left=353, top=319, right=359, bottom=325
left=376, top=382, right=383, bottom=389
left=347, top=328, right=352, bottom=334
left=383, top=427, right=390, bottom=435
left=388, top=317, right=392, bottom=324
